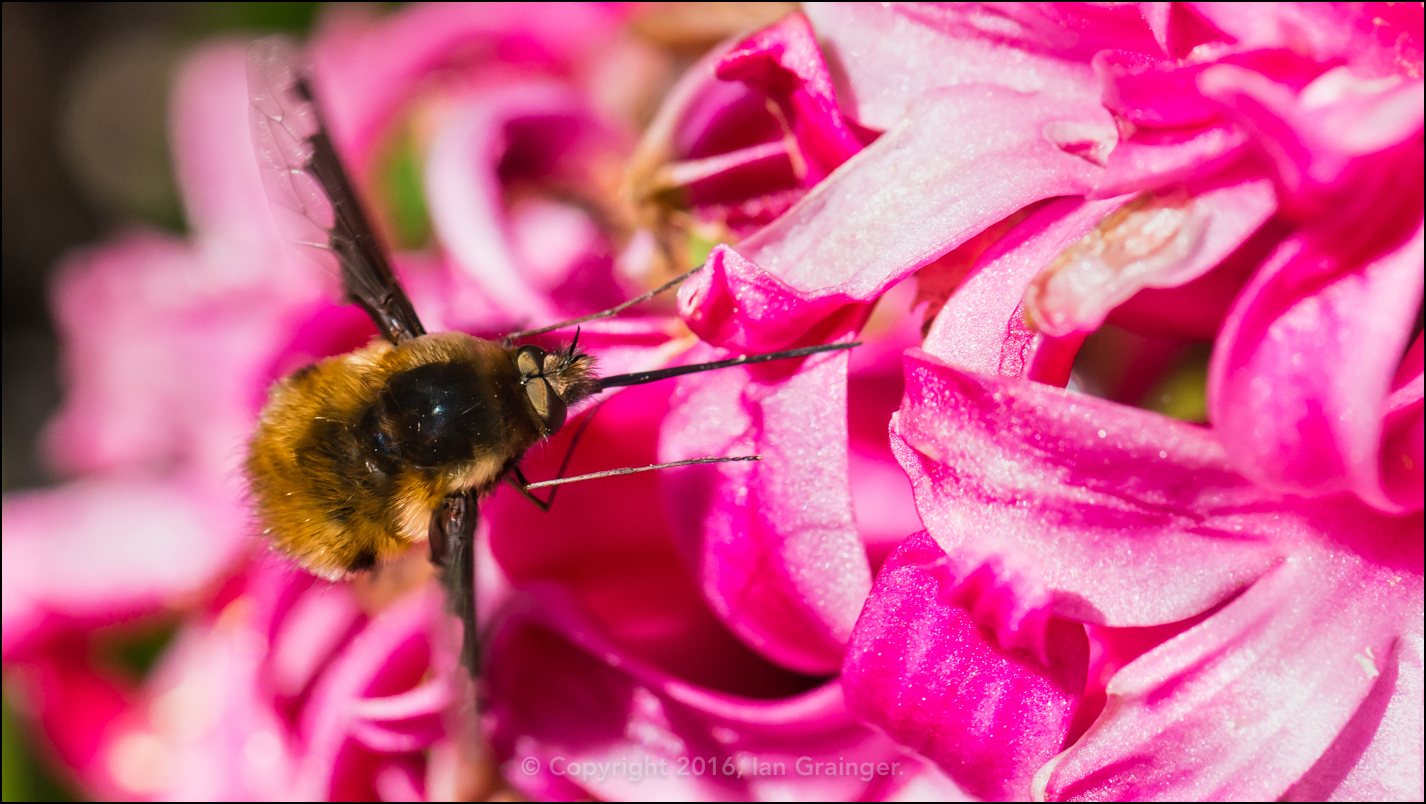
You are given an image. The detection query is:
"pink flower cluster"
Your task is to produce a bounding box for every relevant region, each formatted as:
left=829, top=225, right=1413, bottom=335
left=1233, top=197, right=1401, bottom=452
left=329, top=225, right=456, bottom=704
left=3, top=3, right=1421, bottom=801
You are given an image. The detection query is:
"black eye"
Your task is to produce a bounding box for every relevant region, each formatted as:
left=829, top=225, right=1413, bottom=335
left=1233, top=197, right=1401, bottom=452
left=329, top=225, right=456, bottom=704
left=515, top=345, right=547, bottom=380
left=525, top=376, right=567, bottom=434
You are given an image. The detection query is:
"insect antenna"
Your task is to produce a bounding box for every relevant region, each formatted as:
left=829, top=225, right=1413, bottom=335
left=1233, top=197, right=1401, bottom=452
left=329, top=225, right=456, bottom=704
left=598, top=341, right=859, bottom=389
left=523, top=455, right=760, bottom=490
left=502, top=266, right=703, bottom=344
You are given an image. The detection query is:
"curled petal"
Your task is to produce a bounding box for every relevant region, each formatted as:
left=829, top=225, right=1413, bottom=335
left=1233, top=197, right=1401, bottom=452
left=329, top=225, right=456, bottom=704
left=1189, top=3, right=1424, bottom=78
left=309, top=3, right=625, bottom=165
left=295, top=585, right=452, bottom=799
left=660, top=343, right=870, bottom=674
left=487, top=584, right=966, bottom=801
left=1198, top=64, right=1424, bottom=259
left=717, top=11, right=867, bottom=182
left=805, top=3, right=1137, bottom=130
left=1094, top=124, right=1249, bottom=197
left=923, top=196, right=1127, bottom=385
left=1038, top=534, right=1424, bottom=800
left=891, top=350, right=1286, bottom=626
left=424, top=83, right=611, bottom=327
left=1024, top=175, right=1277, bottom=337
left=844, top=532, right=1087, bottom=800
left=680, top=85, right=1111, bottom=352
left=1209, top=223, right=1425, bottom=512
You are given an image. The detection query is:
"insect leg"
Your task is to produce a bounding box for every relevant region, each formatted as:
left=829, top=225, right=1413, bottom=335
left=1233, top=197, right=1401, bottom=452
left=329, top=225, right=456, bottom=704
left=428, top=489, right=481, bottom=675
left=506, top=399, right=607, bottom=511
left=505, top=469, right=551, bottom=512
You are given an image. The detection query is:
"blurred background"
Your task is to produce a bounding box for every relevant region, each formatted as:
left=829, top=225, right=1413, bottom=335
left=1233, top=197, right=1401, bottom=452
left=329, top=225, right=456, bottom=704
left=2, top=5, right=320, bottom=797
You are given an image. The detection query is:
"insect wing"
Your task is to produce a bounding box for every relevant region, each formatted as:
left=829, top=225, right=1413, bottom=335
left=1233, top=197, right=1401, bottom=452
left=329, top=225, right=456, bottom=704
left=246, top=37, right=426, bottom=344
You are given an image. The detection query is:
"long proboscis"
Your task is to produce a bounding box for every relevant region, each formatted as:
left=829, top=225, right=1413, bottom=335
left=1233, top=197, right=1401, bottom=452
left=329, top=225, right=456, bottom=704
left=523, top=455, right=759, bottom=490
left=597, top=341, right=860, bottom=389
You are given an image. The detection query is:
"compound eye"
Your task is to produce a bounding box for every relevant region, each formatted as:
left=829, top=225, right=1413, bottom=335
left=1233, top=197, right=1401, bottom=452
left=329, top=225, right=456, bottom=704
left=524, top=376, right=567, bottom=434
left=515, top=345, right=547, bottom=379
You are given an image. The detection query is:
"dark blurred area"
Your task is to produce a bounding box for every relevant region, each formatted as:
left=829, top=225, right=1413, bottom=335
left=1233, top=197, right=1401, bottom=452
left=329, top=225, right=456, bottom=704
left=2, top=5, right=316, bottom=798
left=2, top=3, right=317, bottom=496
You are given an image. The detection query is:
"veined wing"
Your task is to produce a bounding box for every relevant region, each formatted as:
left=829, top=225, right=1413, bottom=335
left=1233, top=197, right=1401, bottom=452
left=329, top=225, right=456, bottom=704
left=246, top=37, right=426, bottom=344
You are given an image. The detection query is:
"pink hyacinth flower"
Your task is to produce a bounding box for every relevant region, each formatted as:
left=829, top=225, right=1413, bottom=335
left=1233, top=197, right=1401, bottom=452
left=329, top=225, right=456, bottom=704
left=752, top=4, right=1423, bottom=799
left=646, top=3, right=1422, bottom=799
left=5, top=5, right=960, bottom=800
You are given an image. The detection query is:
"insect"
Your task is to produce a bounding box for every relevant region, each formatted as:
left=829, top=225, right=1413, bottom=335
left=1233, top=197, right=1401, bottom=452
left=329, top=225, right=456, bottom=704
left=244, top=39, right=856, bottom=674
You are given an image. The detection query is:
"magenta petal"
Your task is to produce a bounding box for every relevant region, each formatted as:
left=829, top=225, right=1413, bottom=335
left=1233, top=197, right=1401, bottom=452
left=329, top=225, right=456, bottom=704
left=2, top=478, right=245, bottom=658
left=1380, top=334, right=1424, bottom=510
left=309, top=2, right=623, bottom=164
left=680, top=85, right=1111, bottom=351
left=660, top=344, right=870, bottom=674
left=296, top=585, right=450, bottom=798
left=843, top=531, right=1087, bottom=800
left=804, top=4, right=1128, bottom=131
left=1095, top=50, right=1222, bottom=129
left=424, top=83, right=594, bottom=326
left=487, top=585, right=966, bottom=801
left=1026, top=175, right=1279, bottom=337
left=1295, top=627, right=1425, bottom=801
left=1189, top=3, right=1424, bottom=78
left=1039, top=534, right=1424, bottom=800
left=716, top=11, right=864, bottom=182
left=1094, top=124, right=1249, bottom=197
left=1209, top=223, right=1425, bottom=512
left=891, top=350, right=1286, bottom=626
left=923, top=196, right=1127, bottom=384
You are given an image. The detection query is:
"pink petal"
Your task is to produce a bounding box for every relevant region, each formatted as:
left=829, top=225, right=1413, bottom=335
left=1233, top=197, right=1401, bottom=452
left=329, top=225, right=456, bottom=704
left=1024, top=174, right=1278, bottom=337
left=296, top=584, right=451, bottom=799
left=891, top=349, right=1286, bottom=626
left=486, top=378, right=839, bottom=686
left=659, top=341, right=869, bottom=675
left=486, top=584, right=967, bottom=801
left=1038, top=530, right=1423, bottom=800
left=1209, top=223, right=1425, bottom=512
left=716, top=11, right=866, bottom=182
left=1198, top=64, right=1424, bottom=259
left=309, top=3, right=625, bottom=167
left=843, top=531, right=1088, bottom=800
left=1138, top=2, right=1233, bottom=60
left=1094, top=123, right=1250, bottom=197
left=679, top=85, right=1113, bottom=352
left=923, top=196, right=1126, bottom=385
left=1106, top=215, right=1291, bottom=341
left=1380, top=334, right=1425, bottom=510
left=1188, top=3, right=1424, bottom=79
left=1294, top=631, right=1425, bottom=801
left=2, top=477, right=246, bottom=658
left=1095, top=49, right=1223, bottom=129
left=131, top=617, right=299, bottom=799
left=423, top=82, right=611, bottom=328
left=804, top=3, right=1139, bottom=131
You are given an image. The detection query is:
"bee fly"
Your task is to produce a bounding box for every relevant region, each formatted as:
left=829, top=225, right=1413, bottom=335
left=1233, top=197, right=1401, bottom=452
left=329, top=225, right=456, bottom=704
left=244, top=39, right=856, bottom=674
